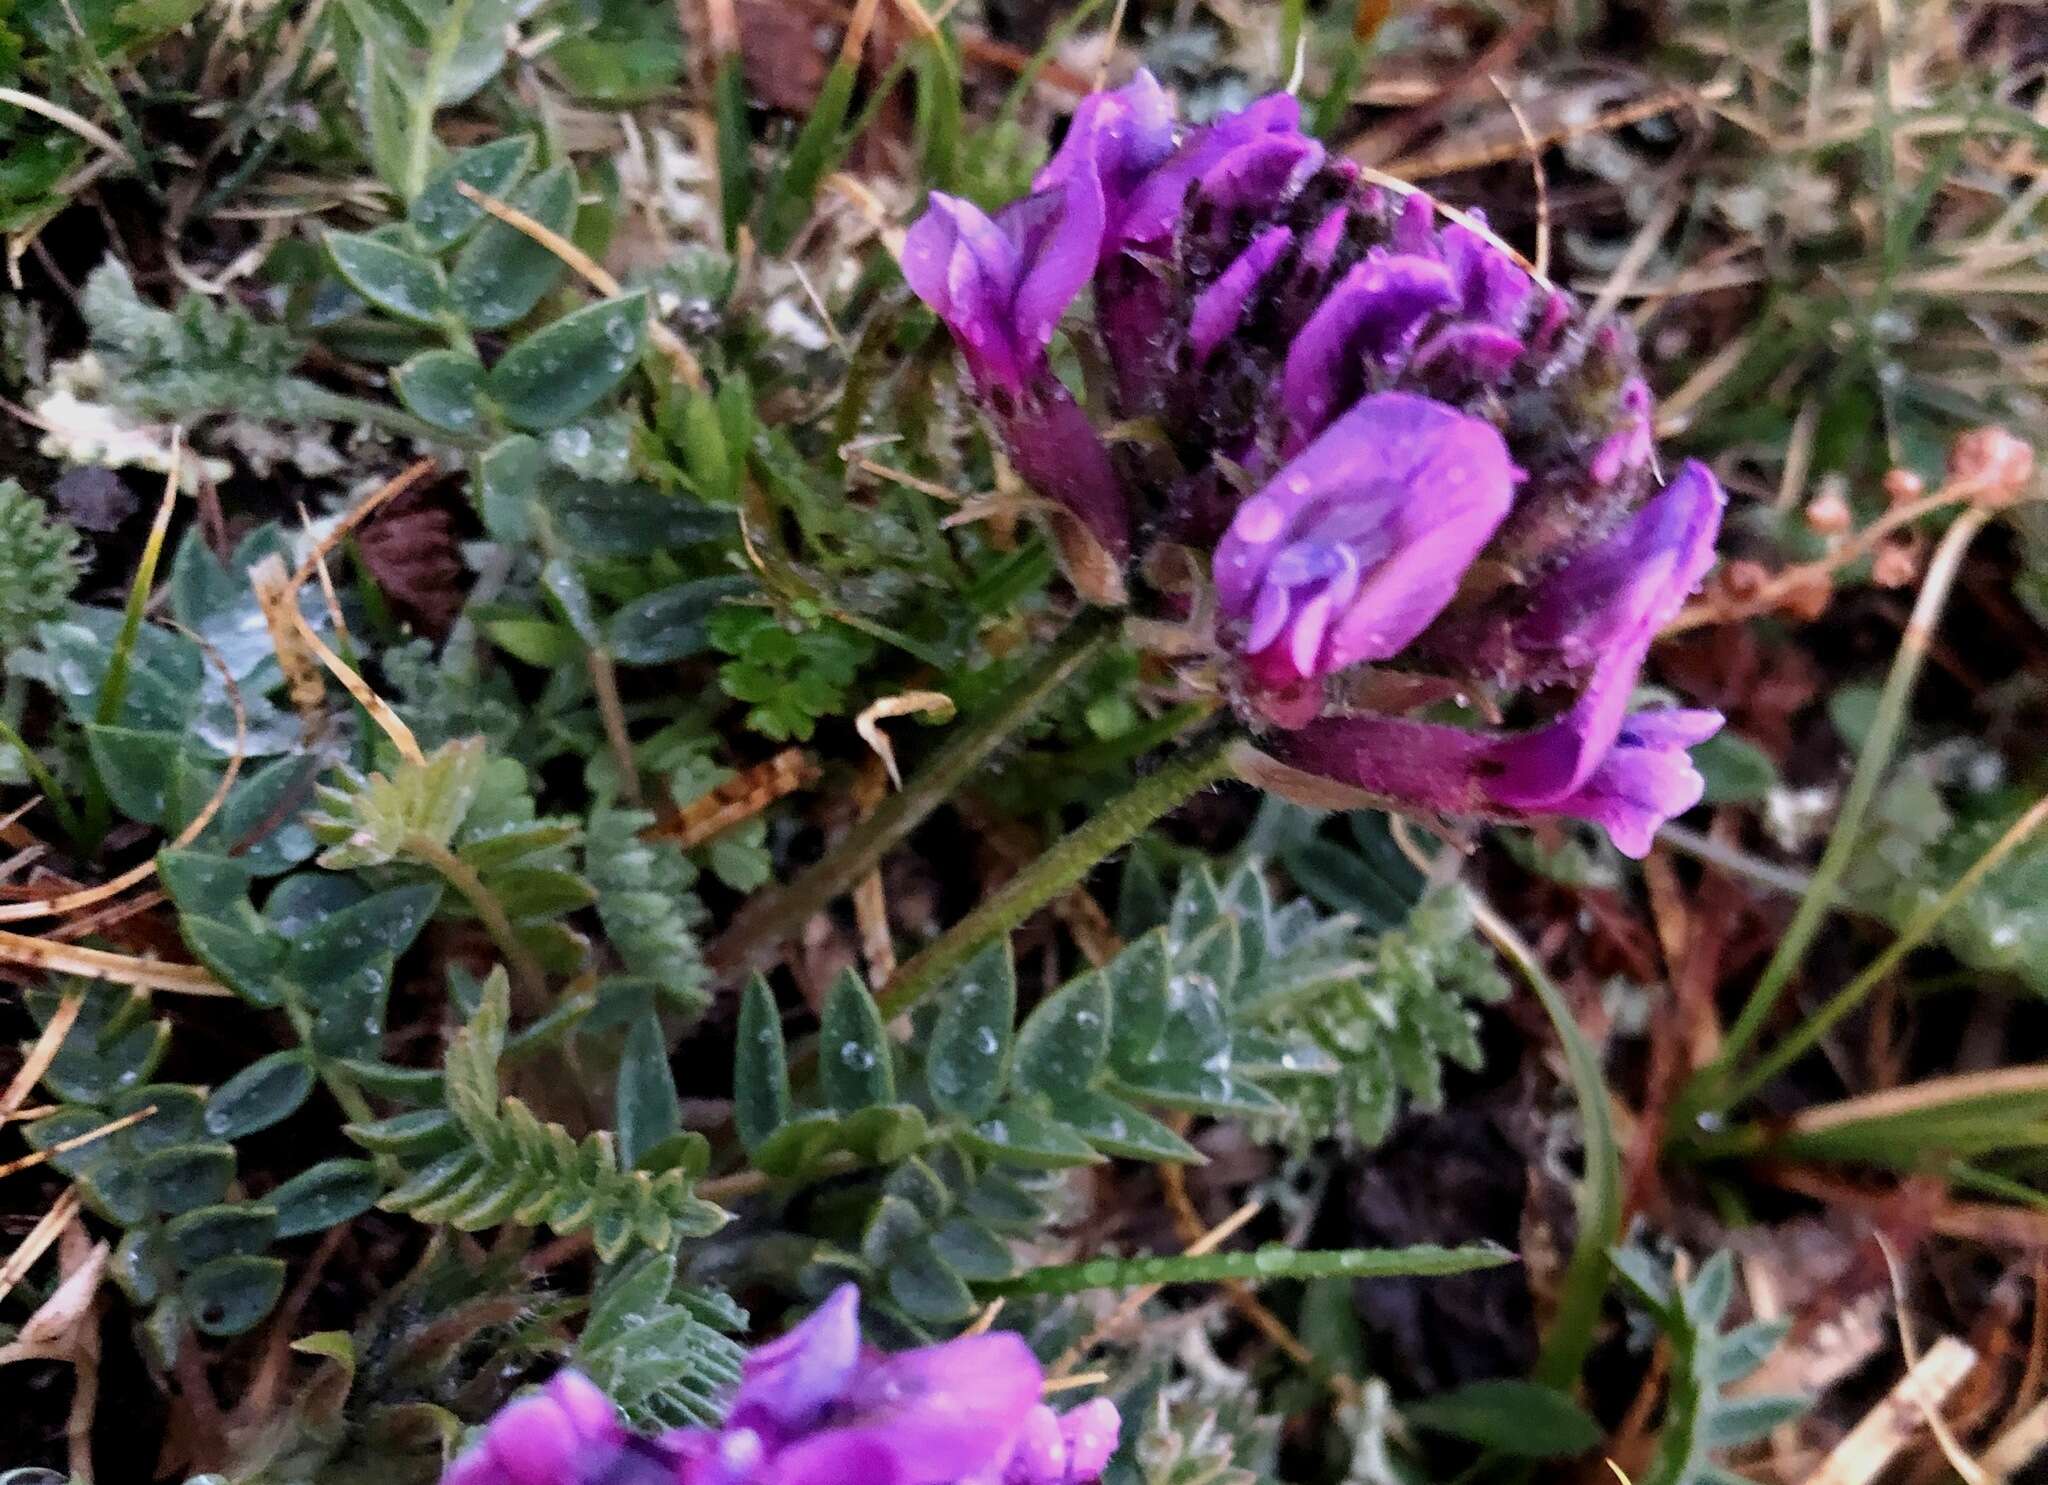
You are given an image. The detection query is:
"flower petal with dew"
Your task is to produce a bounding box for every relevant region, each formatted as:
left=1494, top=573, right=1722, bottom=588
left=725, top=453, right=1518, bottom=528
left=1213, top=392, right=1519, bottom=690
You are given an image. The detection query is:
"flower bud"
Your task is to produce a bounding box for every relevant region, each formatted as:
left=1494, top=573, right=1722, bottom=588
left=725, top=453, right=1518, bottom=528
left=1947, top=426, right=2034, bottom=508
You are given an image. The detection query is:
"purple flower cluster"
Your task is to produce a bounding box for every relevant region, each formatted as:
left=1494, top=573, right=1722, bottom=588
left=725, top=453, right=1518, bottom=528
left=444, top=1286, right=1119, bottom=1485
left=902, top=72, right=1727, bottom=858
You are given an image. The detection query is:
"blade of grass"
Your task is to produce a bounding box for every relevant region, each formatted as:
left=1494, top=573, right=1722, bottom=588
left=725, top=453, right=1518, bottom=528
left=708, top=0, right=753, bottom=248
left=757, top=0, right=880, bottom=254
left=706, top=608, right=1119, bottom=978
left=81, top=451, right=180, bottom=845
left=1715, top=787, right=2048, bottom=1111
left=1687, top=505, right=1993, bottom=1118
left=913, top=29, right=963, bottom=194
left=0, top=718, right=85, bottom=844
left=1473, top=893, right=1620, bottom=1391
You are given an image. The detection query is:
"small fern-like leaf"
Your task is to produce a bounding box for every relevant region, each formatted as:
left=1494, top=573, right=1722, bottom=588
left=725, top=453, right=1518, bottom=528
left=1614, top=1248, right=1804, bottom=1485
left=586, top=803, right=708, bottom=1012
left=575, top=1246, right=747, bottom=1430
left=0, top=480, right=81, bottom=653
left=362, top=970, right=728, bottom=1260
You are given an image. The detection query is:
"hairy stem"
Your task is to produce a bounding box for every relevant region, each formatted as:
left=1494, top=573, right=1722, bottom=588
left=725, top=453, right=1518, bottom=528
left=1686, top=505, right=1992, bottom=1119
left=405, top=833, right=546, bottom=1006
left=708, top=608, right=1118, bottom=978
left=877, top=729, right=1237, bottom=1019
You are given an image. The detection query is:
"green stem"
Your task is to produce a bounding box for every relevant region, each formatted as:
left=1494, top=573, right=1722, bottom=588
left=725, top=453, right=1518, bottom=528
left=405, top=834, right=546, bottom=1007
left=1685, top=505, right=1991, bottom=1118
left=1714, top=782, right=2048, bottom=1113
left=299, top=387, right=488, bottom=448
left=877, top=730, right=1238, bottom=1020
left=707, top=609, right=1118, bottom=979
left=403, top=0, right=474, bottom=200
left=1470, top=895, right=1619, bottom=1393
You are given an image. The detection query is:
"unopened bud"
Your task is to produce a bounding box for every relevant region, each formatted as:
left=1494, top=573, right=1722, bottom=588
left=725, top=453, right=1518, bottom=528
left=1720, top=559, right=1770, bottom=603
left=1882, top=468, right=1926, bottom=506
left=1872, top=539, right=1920, bottom=589
left=1947, top=427, right=2035, bottom=508
left=1804, top=489, right=1852, bottom=537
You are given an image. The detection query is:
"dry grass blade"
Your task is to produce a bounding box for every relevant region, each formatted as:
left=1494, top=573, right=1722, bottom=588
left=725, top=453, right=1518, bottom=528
left=1803, top=1335, right=1977, bottom=1485
left=649, top=750, right=818, bottom=847
left=1874, top=1233, right=1991, bottom=1485
left=1786, top=1064, right=2048, bottom=1137
left=0, top=1104, right=158, bottom=1181
left=257, top=554, right=424, bottom=766
left=0, top=86, right=131, bottom=167
left=855, top=690, right=955, bottom=790
left=0, top=1187, right=82, bottom=1306
left=0, top=931, right=228, bottom=994
left=289, top=457, right=437, bottom=591
left=0, top=990, right=81, bottom=1118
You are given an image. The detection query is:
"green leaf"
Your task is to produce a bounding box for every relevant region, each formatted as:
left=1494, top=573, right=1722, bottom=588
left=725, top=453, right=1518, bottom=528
left=164, top=1203, right=279, bottom=1268
left=478, top=433, right=542, bottom=543
left=394, top=349, right=487, bottom=436
left=488, top=294, right=648, bottom=430
left=412, top=135, right=536, bottom=250
left=610, top=577, right=754, bottom=664
left=182, top=1254, right=287, bottom=1336
left=758, top=58, right=860, bottom=254
left=87, top=724, right=179, bottom=824
left=1692, top=732, right=1779, bottom=806
left=1061, top=1089, right=1201, bottom=1163
left=1012, top=971, right=1109, bottom=1099
left=1702, top=1396, right=1807, bottom=1448
left=819, top=969, right=893, bottom=1111
left=734, top=976, right=792, bottom=1152
left=960, top=1104, right=1102, bottom=1169
left=978, top=1243, right=1513, bottom=1297
left=140, top=1142, right=237, bottom=1215
left=617, top=1007, right=680, bottom=1167
left=924, top=941, right=1015, bottom=1121
left=750, top=1111, right=846, bottom=1178
left=556, top=480, right=734, bottom=557
left=203, top=1050, right=315, bottom=1140
left=268, top=1155, right=385, bottom=1237
left=326, top=230, right=449, bottom=324
left=887, top=1238, right=976, bottom=1323
left=448, top=163, right=578, bottom=329
left=1405, top=1381, right=1602, bottom=1457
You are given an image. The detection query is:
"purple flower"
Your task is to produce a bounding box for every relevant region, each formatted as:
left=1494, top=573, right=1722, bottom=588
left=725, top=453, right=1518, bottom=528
left=1213, top=393, right=1517, bottom=691
left=667, top=1285, right=1120, bottom=1485
left=1241, top=460, right=1726, bottom=855
left=904, top=71, right=1727, bottom=853
left=902, top=184, right=1128, bottom=564
left=445, top=1290, right=1122, bottom=1485
left=444, top=1371, right=642, bottom=1485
